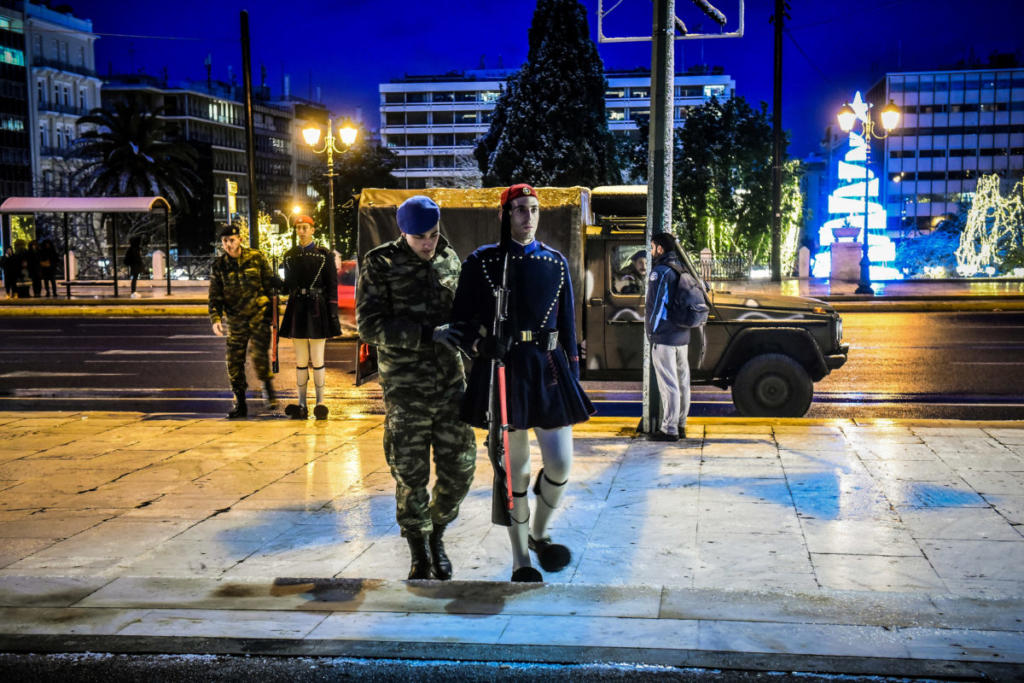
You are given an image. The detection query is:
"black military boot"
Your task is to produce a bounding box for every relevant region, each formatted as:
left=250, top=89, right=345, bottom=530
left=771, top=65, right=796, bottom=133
left=227, top=390, right=247, bottom=419
left=263, top=380, right=278, bottom=410
left=429, top=524, right=452, bottom=580
left=406, top=535, right=433, bottom=580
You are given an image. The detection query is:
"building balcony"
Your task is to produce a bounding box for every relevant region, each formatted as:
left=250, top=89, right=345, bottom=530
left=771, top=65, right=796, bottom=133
left=32, top=56, right=97, bottom=78
left=38, top=101, right=90, bottom=117
left=40, top=145, right=72, bottom=157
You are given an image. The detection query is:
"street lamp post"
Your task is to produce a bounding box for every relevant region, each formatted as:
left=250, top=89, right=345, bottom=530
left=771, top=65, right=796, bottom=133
left=837, top=93, right=900, bottom=295
left=302, top=118, right=358, bottom=254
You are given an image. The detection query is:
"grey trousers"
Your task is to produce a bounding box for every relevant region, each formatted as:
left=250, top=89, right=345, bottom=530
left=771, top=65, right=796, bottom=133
left=652, top=343, right=690, bottom=435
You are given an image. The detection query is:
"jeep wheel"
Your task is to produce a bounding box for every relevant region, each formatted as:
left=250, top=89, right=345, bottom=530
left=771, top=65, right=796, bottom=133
left=731, top=353, right=813, bottom=417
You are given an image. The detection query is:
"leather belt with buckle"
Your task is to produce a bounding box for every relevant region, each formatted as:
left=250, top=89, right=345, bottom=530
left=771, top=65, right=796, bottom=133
left=517, top=329, right=558, bottom=350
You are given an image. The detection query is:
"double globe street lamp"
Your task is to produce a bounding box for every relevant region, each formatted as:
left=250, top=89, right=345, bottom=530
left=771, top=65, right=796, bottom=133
left=837, top=93, right=900, bottom=295
left=302, top=119, right=358, bottom=253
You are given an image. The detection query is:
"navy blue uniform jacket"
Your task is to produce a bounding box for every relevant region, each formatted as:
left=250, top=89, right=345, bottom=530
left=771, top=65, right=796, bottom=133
left=452, top=239, right=594, bottom=430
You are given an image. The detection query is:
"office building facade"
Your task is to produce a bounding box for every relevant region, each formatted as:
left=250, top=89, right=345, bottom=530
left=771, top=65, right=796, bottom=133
left=869, top=67, right=1024, bottom=234
left=0, top=2, right=31, bottom=206
left=380, top=68, right=735, bottom=188
left=103, top=76, right=328, bottom=249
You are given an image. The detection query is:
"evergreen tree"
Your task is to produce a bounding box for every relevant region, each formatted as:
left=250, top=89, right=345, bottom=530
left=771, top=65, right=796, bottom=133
left=475, top=0, right=619, bottom=187
left=628, top=95, right=799, bottom=263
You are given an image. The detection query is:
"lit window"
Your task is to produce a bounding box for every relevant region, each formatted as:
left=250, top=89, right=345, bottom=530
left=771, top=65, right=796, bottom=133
left=0, top=48, right=24, bottom=66
left=607, top=109, right=625, bottom=121
left=480, top=91, right=500, bottom=103
left=704, top=85, right=726, bottom=98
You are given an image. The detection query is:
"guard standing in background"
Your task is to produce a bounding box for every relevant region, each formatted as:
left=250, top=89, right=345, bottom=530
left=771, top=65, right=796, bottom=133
left=279, top=214, right=341, bottom=420
left=356, top=195, right=476, bottom=581
left=208, top=223, right=277, bottom=418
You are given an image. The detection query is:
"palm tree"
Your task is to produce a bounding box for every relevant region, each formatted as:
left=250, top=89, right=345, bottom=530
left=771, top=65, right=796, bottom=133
left=74, top=100, right=201, bottom=209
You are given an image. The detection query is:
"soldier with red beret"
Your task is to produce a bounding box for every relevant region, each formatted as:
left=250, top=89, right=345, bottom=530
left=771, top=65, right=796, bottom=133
left=451, top=183, right=594, bottom=583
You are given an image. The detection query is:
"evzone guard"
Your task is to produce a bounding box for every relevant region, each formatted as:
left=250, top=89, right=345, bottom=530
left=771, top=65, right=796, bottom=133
left=452, top=183, right=594, bottom=582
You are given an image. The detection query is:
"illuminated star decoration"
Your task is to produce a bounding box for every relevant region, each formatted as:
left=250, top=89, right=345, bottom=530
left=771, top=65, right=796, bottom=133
left=850, top=91, right=869, bottom=124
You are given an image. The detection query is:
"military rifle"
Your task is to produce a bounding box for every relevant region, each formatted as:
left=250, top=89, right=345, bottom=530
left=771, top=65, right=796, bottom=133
left=487, top=246, right=514, bottom=514
left=270, top=259, right=280, bottom=373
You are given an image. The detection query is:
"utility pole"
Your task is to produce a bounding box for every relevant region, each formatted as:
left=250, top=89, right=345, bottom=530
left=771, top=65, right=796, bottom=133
left=240, top=11, right=259, bottom=246
left=643, top=0, right=675, bottom=435
left=769, top=0, right=787, bottom=282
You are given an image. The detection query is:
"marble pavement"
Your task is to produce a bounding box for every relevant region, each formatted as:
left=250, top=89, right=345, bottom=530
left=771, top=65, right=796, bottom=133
left=0, top=411, right=1022, bottom=678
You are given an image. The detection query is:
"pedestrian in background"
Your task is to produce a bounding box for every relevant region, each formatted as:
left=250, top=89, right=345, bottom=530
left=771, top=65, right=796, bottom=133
left=356, top=195, right=476, bottom=581
left=208, top=224, right=277, bottom=418
left=124, top=236, right=144, bottom=298
left=26, top=240, right=41, bottom=297
left=1, top=246, right=16, bottom=298
left=451, top=183, right=594, bottom=583
left=39, top=239, right=59, bottom=297
left=279, top=215, right=341, bottom=421
left=645, top=232, right=703, bottom=441
left=11, top=240, right=29, bottom=298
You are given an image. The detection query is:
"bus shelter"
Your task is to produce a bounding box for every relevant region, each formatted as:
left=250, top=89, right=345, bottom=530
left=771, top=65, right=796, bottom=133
left=0, top=196, right=171, bottom=299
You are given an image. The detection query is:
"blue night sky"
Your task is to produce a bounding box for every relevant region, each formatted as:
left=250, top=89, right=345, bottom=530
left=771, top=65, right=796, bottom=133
left=70, top=0, right=1022, bottom=157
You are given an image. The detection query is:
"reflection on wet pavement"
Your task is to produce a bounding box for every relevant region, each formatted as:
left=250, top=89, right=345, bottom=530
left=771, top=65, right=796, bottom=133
left=0, top=413, right=1021, bottom=599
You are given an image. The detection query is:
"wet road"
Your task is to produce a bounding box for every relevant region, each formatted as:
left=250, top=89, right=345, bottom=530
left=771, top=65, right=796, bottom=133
left=0, top=311, right=1023, bottom=419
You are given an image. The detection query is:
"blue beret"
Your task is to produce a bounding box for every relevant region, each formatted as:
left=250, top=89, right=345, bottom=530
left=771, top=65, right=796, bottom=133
left=397, top=195, right=440, bottom=235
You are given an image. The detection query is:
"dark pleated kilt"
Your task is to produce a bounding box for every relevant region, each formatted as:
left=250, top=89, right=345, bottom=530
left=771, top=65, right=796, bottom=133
left=280, top=294, right=336, bottom=339
left=461, top=343, right=594, bottom=430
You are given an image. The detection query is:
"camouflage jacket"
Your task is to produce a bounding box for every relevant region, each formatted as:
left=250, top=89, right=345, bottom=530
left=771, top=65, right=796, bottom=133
left=208, top=246, right=274, bottom=325
left=357, top=235, right=464, bottom=395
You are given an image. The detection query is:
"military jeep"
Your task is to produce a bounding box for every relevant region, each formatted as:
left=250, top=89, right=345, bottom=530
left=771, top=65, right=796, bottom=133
left=586, top=186, right=848, bottom=417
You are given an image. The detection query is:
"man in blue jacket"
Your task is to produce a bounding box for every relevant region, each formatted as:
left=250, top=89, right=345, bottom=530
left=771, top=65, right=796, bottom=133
left=645, top=232, right=692, bottom=441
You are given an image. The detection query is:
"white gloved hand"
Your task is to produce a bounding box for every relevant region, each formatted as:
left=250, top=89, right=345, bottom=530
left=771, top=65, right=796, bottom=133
left=432, top=324, right=462, bottom=351
left=212, top=321, right=225, bottom=336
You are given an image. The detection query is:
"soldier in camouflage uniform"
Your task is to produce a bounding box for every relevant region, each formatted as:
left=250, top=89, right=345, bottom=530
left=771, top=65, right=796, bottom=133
left=356, top=195, right=476, bottom=581
left=208, top=224, right=277, bottom=418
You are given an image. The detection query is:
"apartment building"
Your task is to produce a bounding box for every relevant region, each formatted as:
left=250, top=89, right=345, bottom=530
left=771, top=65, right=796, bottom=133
left=23, top=0, right=101, bottom=193
left=380, top=68, right=735, bottom=188
left=868, top=66, right=1024, bottom=233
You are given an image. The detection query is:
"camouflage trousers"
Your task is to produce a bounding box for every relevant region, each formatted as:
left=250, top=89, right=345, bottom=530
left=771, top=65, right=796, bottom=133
left=382, top=388, right=477, bottom=538
left=225, top=313, right=272, bottom=393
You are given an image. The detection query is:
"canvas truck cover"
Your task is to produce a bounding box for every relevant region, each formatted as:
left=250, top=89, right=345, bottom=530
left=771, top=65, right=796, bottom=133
left=355, top=187, right=591, bottom=385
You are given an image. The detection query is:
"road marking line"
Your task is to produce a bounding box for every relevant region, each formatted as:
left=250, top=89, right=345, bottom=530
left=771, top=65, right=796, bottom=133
left=0, top=371, right=131, bottom=378
left=951, top=361, right=1024, bottom=365
left=97, top=350, right=206, bottom=355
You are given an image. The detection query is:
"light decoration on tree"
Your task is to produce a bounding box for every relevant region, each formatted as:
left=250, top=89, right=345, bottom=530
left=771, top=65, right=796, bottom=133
left=812, top=116, right=901, bottom=279
left=257, top=211, right=292, bottom=265
left=955, top=174, right=1024, bottom=276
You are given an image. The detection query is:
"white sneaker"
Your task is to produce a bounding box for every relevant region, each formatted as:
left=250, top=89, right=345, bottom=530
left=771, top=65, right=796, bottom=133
left=130, top=292, right=140, bottom=298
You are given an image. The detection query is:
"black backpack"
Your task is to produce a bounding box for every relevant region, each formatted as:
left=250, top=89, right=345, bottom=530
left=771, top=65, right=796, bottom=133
left=667, top=265, right=710, bottom=328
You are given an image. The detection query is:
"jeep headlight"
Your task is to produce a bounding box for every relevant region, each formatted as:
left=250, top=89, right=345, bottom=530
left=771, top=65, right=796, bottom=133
left=834, top=315, right=843, bottom=347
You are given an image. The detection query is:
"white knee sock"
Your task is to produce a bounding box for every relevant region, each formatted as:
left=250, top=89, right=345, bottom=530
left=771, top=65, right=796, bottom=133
left=508, top=491, right=531, bottom=570
left=531, top=426, right=573, bottom=541
left=293, top=340, right=311, bottom=407
left=507, top=429, right=533, bottom=570
left=310, top=339, right=327, bottom=405
left=296, top=367, right=309, bottom=407
left=312, top=365, right=326, bottom=404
